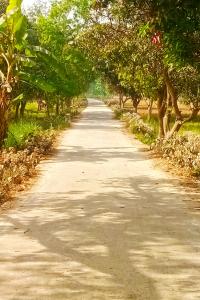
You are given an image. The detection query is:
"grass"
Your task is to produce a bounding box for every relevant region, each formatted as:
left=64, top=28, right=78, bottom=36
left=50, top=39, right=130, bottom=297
left=180, top=117, right=200, bottom=134
left=5, top=115, right=70, bottom=149
left=129, top=118, right=157, bottom=145
left=143, top=115, right=200, bottom=136
left=137, top=115, right=200, bottom=145
left=5, top=97, right=88, bottom=149
left=4, top=101, right=74, bottom=149
left=5, top=121, right=41, bottom=149
left=28, top=115, right=69, bottom=130
left=112, top=99, right=200, bottom=145
left=25, top=102, right=39, bottom=113
left=134, top=132, right=156, bottom=145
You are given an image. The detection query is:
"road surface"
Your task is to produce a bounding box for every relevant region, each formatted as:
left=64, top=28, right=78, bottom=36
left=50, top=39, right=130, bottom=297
left=0, top=99, right=200, bottom=300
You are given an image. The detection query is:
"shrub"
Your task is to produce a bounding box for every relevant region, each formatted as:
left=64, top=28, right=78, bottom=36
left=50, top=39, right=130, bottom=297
left=0, top=131, right=56, bottom=205
left=107, top=99, right=119, bottom=107
left=153, top=134, right=200, bottom=176
left=120, top=111, right=155, bottom=145
left=112, top=107, right=200, bottom=177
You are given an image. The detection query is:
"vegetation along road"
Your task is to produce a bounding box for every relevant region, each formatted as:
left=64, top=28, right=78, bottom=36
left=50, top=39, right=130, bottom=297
left=0, top=99, right=200, bottom=300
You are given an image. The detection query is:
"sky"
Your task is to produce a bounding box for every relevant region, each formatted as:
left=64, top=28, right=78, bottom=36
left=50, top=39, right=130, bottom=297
left=22, top=0, right=50, bottom=10
left=22, top=0, right=37, bottom=9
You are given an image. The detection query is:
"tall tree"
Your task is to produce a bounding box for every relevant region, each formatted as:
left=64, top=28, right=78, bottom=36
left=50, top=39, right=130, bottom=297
left=0, top=0, right=28, bottom=142
left=81, top=0, right=200, bottom=137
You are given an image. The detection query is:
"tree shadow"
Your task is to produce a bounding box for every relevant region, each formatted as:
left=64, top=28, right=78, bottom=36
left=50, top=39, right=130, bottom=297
left=0, top=175, right=200, bottom=299
left=48, top=145, right=146, bottom=164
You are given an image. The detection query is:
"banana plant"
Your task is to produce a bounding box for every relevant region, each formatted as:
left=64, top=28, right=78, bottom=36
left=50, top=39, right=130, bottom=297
left=0, top=0, right=27, bottom=143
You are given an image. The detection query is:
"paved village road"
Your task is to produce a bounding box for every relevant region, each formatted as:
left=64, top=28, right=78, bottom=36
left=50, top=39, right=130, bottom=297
left=0, top=99, right=200, bottom=300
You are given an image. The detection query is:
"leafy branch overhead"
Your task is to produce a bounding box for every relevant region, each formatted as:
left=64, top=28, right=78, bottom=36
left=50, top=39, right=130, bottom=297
left=0, top=0, right=95, bottom=144
left=77, top=0, right=200, bottom=138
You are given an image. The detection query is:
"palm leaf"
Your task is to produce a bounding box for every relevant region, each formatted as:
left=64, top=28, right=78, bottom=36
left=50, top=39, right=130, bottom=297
left=20, top=71, right=56, bottom=93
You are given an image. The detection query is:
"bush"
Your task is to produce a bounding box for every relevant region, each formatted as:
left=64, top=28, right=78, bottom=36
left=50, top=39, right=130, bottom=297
left=0, top=100, right=85, bottom=206
left=113, top=107, right=127, bottom=119
left=120, top=111, right=156, bottom=145
left=106, top=99, right=119, bottom=107
left=113, top=108, right=200, bottom=177
left=0, top=131, right=56, bottom=205
left=47, top=115, right=70, bottom=130
left=153, top=134, right=200, bottom=176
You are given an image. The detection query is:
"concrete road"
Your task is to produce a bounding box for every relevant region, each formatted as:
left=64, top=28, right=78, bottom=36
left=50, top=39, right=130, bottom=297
left=0, top=99, right=200, bottom=300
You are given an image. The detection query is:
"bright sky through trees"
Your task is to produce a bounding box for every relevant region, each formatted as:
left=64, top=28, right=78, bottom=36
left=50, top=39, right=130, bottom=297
left=22, top=0, right=50, bottom=9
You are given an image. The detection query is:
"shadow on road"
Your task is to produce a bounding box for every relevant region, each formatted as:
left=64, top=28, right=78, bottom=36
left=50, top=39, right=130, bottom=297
left=50, top=145, right=145, bottom=164
left=0, top=175, right=200, bottom=300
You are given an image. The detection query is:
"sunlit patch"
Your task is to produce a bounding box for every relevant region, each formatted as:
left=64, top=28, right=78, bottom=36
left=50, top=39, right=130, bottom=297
left=76, top=244, right=109, bottom=257
left=92, top=212, right=129, bottom=224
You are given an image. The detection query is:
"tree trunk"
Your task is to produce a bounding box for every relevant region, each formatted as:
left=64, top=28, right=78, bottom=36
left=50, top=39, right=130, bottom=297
left=164, top=68, right=183, bottom=138
left=46, top=102, right=50, bottom=117
left=20, top=101, right=26, bottom=118
left=66, top=97, right=72, bottom=110
left=163, top=86, right=172, bottom=135
left=166, top=120, right=183, bottom=139
left=0, top=92, right=9, bottom=145
left=163, top=69, right=184, bottom=138
left=131, top=98, right=140, bottom=113
left=122, top=97, right=127, bottom=108
left=56, top=99, right=60, bottom=115
left=157, top=87, right=166, bottom=138
left=121, top=96, right=125, bottom=108
left=119, top=92, right=123, bottom=108
left=15, top=102, right=20, bottom=120
left=189, top=102, right=200, bottom=119
left=60, top=100, right=64, bottom=112
left=188, top=106, right=199, bottom=121
left=147, top=99, right=153, bottom=121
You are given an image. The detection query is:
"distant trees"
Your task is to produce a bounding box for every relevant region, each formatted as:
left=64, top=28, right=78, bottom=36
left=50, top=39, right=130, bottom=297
left=78, top=0, right=200, bottom=138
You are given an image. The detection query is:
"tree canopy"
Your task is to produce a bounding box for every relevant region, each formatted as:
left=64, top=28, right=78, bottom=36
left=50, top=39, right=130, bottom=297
left=77, top=0, right=200, bottom=137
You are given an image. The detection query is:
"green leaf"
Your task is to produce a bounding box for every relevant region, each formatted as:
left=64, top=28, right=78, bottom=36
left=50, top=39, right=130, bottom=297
left=15, top=15, right=27, bottom=43
left=0, top=7, right=18, bottom=29
left=13, top=15, right=24, bottom=33
left=19, top=72, right=56, bottom=93
left=6, top=0, right=23, bottom=13
left=12, top=93, right=24, bottom=103
left=0, top=15, right=6, bottom=27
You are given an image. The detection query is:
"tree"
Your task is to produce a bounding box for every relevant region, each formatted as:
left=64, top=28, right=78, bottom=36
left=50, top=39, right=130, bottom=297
left=0, top=0, right=95, bottom=144
left=0, top=0, right=28, bottom=143
left=0, top=0, right=8, bottom=16
left=32, top=1, right=94, bottom=112
left=81, top=0, right=200, bottom=137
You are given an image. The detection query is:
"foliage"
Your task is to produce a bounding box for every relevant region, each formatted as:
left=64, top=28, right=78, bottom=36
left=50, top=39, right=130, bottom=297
left=153, top=134, right=200, bottom=176
left=0, top=130, right=56, bottom=204
left=0, top=0, right=28, bottom=141
left=87, top=78, right=111, bottom=98
left=0, top=0, right=94, bottom=145
left=119, top=111, right=155, bottom=145
left=181, top=117, right=200, bottom=135
left=112, top=103, right=200, bottom=176
left=4, top=121, right=41, bottom=148
left=79, top=0, right=200, bottom=138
